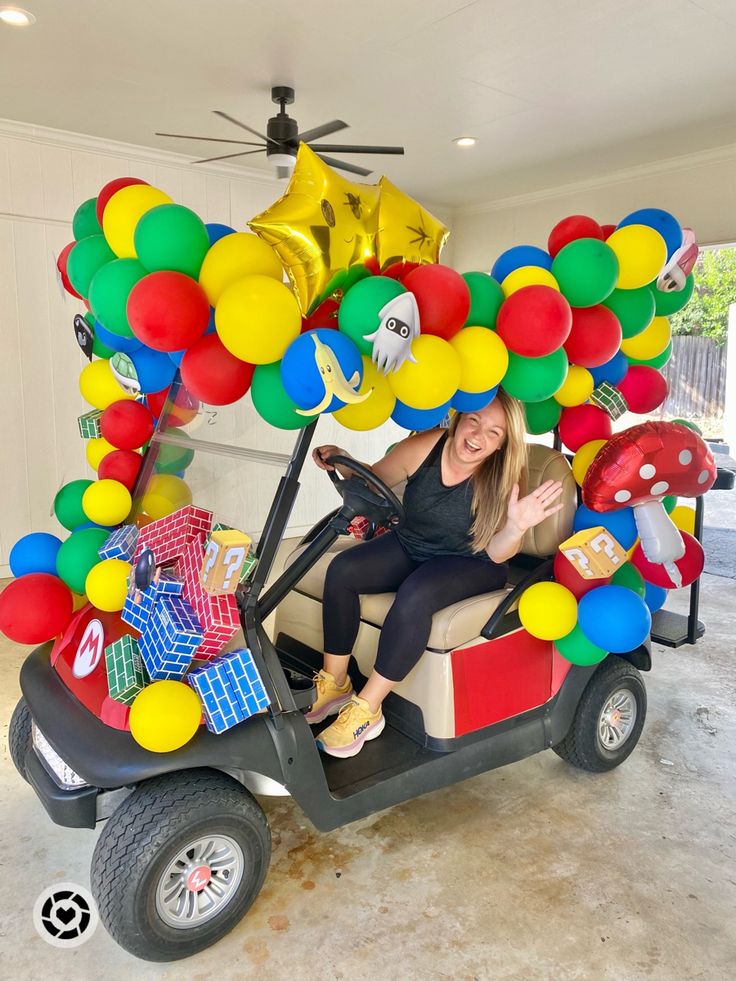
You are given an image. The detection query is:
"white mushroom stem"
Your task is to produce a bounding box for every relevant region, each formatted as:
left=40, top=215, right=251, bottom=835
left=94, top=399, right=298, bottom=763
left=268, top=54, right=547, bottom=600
left=633, top=500, right=685, bottom=589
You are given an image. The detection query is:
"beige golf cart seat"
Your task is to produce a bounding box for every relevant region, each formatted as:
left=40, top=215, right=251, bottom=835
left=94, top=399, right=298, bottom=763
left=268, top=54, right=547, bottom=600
left=273, top=443, right=577, bottom=741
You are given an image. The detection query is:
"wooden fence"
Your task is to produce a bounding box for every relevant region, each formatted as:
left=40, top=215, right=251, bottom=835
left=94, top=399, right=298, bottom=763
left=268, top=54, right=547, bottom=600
left=662, top=335, right=726, bottom=418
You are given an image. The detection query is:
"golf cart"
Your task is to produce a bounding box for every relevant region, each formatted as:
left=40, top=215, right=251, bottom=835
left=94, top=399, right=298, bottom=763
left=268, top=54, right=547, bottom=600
left=9, top=383, right=728, bottom=962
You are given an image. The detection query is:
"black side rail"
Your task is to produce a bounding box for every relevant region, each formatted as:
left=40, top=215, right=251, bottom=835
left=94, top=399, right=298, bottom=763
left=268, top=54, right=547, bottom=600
left=480, top=559, right=554, bottom=640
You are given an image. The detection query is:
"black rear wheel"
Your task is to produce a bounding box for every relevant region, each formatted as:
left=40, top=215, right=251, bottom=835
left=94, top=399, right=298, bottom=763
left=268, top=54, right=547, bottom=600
left=8, top=697, right=33, bottom=782
left=552, top=657, right=647, bottom=772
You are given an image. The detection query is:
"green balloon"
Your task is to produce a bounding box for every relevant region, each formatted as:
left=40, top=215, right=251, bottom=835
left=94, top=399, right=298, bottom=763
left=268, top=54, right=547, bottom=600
left=134, top=204, right=210, bottom=280
left=652, top=273, right=694, bottom=316
left=524, top=397, right=562, bottom=434
left=88, top=258, right=147, bottom=337
left=66, top=235, right=116, bottom=299
left=55, top=527, right=109, bottom=594
left=54, top=479, right=94, bottom=531
left=154, top=431, right=195, bottom=474
left=672, top=417, right=702, bottom=434
left=250, top=362, right=317, bottom=430
left=626, top=340, right=672, bottom=369
left=603, top=286, right=656, bottom=338
left=555, top=624, right=607, bottom=666
left=502, top=349, right=568, bottom=403
left=551, top=238, right=619, bottom=308
left=662, top=494, right=677, bottom=514
left=72, top=197, right=102, bottom=241
left=337, top=276, right=406, bottom=355
left=611, top=563, right=646, bottom=597
left=462, top=272, right=504, bottom=328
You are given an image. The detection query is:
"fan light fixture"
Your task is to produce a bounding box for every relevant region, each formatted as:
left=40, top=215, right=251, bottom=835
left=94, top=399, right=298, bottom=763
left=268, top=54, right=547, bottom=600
left=454, top=137, right=477, bottom=147
left=0, top=6, right=36, bottom=26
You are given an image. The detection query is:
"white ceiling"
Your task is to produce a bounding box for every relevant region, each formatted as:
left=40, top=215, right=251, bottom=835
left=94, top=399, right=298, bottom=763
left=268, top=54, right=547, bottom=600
left=2, top=0, right=736, bottom=205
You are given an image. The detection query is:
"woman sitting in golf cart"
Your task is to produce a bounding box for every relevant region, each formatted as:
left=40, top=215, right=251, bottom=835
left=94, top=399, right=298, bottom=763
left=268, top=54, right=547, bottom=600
left=310, top=390, right=565, bottom=758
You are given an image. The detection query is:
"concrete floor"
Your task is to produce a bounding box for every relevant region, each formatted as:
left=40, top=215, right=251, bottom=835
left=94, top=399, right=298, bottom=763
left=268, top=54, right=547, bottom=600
left=1, top=568, right=734, bottom=980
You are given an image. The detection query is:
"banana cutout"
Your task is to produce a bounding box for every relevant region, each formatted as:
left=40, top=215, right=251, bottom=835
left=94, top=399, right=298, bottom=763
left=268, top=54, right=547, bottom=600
left=296, top=334, right=373, bottom=416
left=365, top=292, right=421, bottom=375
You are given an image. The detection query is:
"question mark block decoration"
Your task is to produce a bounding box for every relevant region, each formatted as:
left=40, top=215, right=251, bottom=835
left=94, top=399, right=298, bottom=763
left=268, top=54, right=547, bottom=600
left=200, top=529, right=253, bottom=595
left=559, top=526, right=628, bottom=579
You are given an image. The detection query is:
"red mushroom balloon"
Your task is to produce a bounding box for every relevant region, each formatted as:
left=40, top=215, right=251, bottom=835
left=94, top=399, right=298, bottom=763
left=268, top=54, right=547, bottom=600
left=631, top=533, right=704, bottom=589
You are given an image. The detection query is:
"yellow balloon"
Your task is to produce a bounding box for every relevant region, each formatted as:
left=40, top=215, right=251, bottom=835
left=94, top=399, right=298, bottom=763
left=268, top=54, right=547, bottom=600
left=671, top=504, right=695, bottom=535
left=86, top=436, right=117, bottom=471
left=518, top=582, right=578, bottom=641
left=102, top=184, right=173, bottom=258
left=198, top=232, right=284, bottom=306
left=82, top=478, right=132, bottom=526
left=501, top=265, right=559, bottom=297
left=129, top=681, right=202, bottom=753
left=79, top=359, right=133, bottom=410
left=607, top=224, right=667, bottom=290
left=388, top=335, right=461, bottom=410
left=450, top=326, right=509, bottom=392
left=215, top=275, right=301, bottom=364
left=85, top=558, right=130, bottom=612
left=376, top=176, right=449, bottom=270
left=620, top=315, right=671, bottom=360
left=249, top=143, right=380, bottom=314
left=141, top=474, right=192, bottom=520
left=334, top=358, right=396, bottom=431
left=554, top=365, right=595, bottom=407
left=572, top=439, right=608, bottom=486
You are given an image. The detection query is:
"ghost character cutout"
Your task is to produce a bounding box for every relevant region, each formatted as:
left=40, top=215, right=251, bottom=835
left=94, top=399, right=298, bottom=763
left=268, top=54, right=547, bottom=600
left=365, top=292, right=421, bottom=374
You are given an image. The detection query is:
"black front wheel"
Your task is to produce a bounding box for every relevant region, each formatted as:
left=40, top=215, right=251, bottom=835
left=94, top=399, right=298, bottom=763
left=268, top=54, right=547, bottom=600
left=8, top=697, right=33, bottom=782
left=90, top=769, right=271, bottom=962
left=552, top=657, right=647, bottom=772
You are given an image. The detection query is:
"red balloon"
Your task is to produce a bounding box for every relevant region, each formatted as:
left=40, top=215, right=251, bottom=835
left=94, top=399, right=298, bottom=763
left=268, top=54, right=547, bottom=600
left=147, top=386, right=200, bottom=427
left=96, top=177, right=148, bottom=225
left=496, top=286, right=572, bottom=357
left=0, top=573, right=73, bottom=644
left=364, top=256, right=381, bottom=277
left=553, top=550, right=609, bottom=598
left=56, top=241, right=83, bottom=299
left=301, top=297, right=340, bottom=333
left=600, top=224, right=617, bottom=240
left=100, top=399, right=155, bottom=450
left=631, top=532, right=704, bottom=589
left=181, top=334, right=255, bottom=405
left=617, top=365, right=668, bottom=414
left=559, top=404, right=613, bottom=452
left=127, top=271, right=210, bottom=352
left=98, top=449, right=142, bottom=492
left=563, top=305, right=622, bottom=368
left=548, top=215, right=604, bottom=258
left=403, top=264, right=470, bottom=339
left=383, top=261, right=420, bottom=282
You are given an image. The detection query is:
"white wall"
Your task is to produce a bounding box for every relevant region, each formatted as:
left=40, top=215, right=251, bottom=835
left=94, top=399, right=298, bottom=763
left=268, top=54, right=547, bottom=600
left=0, top=120, right=410, bottom=574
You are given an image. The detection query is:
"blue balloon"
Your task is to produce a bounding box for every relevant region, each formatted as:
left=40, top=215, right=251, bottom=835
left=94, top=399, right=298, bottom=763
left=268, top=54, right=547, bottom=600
left=617, top=208, right=682, bottom=259
left=451, top=386, right=498, bottom=412
left=205, top=223, right=236, bottom=247
left=578, top=585, right=651, bottom=653
left=129, top=346, right=177, bottom=394
left=589, top=351, right=629, bottom=387
left=9, top=532, right=63, bottom=577
left=573, top=503, right=638, bottom=549
left=491, top=245, right=553, bottom=283
left=644, top=581, right=667, bottom=614
left=281, top=329, right=363, bottom=414
left=94, top=320, right=143, bottom=354
left=391, top=399, right=451, bottom=431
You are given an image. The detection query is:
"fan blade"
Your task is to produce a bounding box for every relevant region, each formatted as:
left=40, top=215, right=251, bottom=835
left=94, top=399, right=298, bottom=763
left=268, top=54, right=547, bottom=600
left=315, top=153, right=372, bottom=177
left=309, top=144, right=405, bottom=155
left=213, top=110, right=278, bottom=145
left=156, top=131, right=264, bottom=147
left=297, top=119, right=349, bottom=143
left=192, top=148, right=267, bottom=164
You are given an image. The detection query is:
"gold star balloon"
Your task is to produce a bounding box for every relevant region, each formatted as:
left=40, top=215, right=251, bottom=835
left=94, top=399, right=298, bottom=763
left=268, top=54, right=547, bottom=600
left=376, top=177, right=450, bottom=270
left=248, top=143, right=380, bottom=315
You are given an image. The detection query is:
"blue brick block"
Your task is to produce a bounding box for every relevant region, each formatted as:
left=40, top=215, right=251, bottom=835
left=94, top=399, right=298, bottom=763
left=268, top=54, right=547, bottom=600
left=187, top=649, right=269, bottom=734
left=152, top=570, right=184, bottom=598
left=99, top=524, right=139, bottom=562
left=121, top=585, right=156, bottom=632
left=139, top=595, right=202, bottom=681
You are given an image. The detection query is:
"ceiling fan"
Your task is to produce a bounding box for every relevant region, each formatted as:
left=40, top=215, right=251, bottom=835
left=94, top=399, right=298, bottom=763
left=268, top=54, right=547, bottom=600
left=156, top=86, right=405, bottom=179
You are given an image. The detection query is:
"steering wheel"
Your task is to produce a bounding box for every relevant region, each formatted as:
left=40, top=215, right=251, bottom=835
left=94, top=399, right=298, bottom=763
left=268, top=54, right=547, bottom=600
left=324, top=454, right=406, bottom=528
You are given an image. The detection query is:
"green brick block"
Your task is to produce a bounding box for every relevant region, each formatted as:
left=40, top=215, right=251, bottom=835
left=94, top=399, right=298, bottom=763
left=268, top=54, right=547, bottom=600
left=78, top=409, right=102, bottom=439
left=105, top=633, right=147, bottom=706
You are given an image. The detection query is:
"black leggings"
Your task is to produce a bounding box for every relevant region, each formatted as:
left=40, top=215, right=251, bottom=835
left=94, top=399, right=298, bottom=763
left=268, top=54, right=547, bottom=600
left=322, top=532, right=508, bottom=682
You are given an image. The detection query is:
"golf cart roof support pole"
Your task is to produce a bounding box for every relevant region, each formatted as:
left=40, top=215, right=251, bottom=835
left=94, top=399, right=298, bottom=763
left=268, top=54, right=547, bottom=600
left=687, top=492, right=705, bottom=645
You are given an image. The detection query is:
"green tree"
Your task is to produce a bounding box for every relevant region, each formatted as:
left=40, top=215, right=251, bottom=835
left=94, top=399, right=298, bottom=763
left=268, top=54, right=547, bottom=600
left=670, top=246, right=736, bottom=346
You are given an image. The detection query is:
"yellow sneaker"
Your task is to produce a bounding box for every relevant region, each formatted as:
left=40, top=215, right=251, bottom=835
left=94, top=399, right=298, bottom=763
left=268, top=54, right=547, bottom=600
left=305, top=669, right=354, bottom=724
left=316, top=695, right=385, bottom=758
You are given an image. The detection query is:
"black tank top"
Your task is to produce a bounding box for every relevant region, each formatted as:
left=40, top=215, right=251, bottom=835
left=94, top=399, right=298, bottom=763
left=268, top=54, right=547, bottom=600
left=395, top=433, right=490, bottom=562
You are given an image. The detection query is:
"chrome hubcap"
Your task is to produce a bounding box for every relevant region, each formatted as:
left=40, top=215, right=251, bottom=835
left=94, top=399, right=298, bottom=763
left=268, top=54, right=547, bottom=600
left=155, top=834, right=244, bottom=929
left=597, top=688, right=637, bottom=751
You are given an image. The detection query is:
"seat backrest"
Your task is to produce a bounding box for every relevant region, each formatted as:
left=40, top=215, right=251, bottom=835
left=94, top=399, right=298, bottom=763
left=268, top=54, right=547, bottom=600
left=521, top=442, right=577, bottom=557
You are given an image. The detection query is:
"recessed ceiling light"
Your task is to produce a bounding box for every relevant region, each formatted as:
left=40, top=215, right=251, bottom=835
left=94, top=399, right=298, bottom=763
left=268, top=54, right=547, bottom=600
left=454, top=137, right=477, bottom=147
left=0, top=7, right=36, bottom=26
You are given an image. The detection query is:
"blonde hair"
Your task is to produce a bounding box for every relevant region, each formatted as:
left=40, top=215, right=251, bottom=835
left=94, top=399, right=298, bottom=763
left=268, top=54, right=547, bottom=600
left=448, top=390, right=528, bottom=553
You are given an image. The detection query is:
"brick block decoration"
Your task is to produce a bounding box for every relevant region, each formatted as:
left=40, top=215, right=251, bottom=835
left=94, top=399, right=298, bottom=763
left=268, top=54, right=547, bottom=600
left=151, top=569, right=184, bottom=598
left=187, top=648, right=269, bottom=734
left=105, top=633, right=147, bottom=706
left=121, top=582, right=157, bottom=633
left=139, top=594, right=203, bottom=681
left=99, top=524, right=140, bottom=562
left=176, top=535, right=240, bottom=659
left=78, top=409, right=102, bottom=439
left=133, top=505, right=213, bottom=568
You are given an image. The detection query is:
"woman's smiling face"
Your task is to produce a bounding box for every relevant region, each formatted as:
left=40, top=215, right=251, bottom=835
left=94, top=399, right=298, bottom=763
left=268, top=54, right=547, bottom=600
left=451, top=402, right=507, bottom=466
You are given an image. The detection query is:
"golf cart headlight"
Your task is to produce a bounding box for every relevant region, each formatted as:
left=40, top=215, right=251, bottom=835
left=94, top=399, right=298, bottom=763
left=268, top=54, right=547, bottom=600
left=32, top=723, right=89, bottom=790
